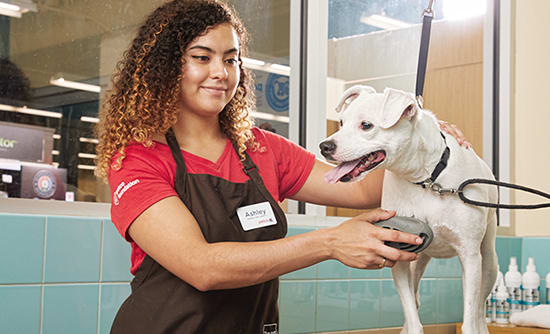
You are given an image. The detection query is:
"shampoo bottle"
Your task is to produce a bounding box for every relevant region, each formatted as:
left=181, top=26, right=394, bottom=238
left=485, top=295, right=492, bottom=323
left=546, top=272, right=550, bottom=304
left=504, top=257, right=522, bottom=314
left=495, top=279, right=510, bottom=324
left=521, top=257, right=540, bottom=310
left=489, top=265, right=503, bottom=322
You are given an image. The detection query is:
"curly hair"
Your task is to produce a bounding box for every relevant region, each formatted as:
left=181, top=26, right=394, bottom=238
left=95, top=0, right=255, bottom=180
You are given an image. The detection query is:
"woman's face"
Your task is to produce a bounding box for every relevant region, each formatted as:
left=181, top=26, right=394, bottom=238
left=179, top=23, right=240, bottom=119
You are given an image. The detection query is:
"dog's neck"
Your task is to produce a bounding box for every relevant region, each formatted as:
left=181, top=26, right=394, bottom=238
left=389, top=110, right=449, bottom=183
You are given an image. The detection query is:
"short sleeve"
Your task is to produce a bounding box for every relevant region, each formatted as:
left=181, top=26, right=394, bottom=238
left=257, top=129, right=316, bottom=200
left=108, top=146, right=178, bottom=241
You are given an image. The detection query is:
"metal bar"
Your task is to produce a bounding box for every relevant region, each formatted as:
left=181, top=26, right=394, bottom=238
left=298, top=0, right=308, bottom=214
left=493, top=0, right=501, bottom=223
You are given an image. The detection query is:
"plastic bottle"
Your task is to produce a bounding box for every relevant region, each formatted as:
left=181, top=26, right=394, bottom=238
left=490, top=265, right=504, bottom=321
left=504, top=257, right=522, bottom=314
left=546, top=272, right=550, bottom=304
left=485, top=295, right=492, bottom=323
left=495, top=279, right=510, bottom=323
left=521, top=257, right=540, bottom=310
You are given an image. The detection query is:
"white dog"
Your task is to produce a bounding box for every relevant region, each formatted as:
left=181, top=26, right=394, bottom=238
left=319, top=85, right=498, bottom=334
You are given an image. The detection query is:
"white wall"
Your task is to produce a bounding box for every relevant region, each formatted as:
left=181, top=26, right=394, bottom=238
left=511, top=0, right=550, bottom=236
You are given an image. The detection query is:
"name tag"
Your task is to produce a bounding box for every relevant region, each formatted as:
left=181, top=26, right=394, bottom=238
left=236, top=201, right=277, bottom=231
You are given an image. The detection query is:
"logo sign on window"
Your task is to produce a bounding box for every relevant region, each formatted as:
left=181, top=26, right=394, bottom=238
left=0, top=124, right=45, bottom=162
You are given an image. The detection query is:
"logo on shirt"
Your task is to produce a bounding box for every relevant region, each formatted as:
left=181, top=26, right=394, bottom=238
left=113, top=179, right=140, bottom=205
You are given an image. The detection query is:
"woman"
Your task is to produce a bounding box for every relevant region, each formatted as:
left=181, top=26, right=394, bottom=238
left=96, top=0, right=468, bottom=332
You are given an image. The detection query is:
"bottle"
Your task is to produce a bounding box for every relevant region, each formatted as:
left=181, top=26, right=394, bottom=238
left=485, top=295, right=492, bottom=323
left=546, top=272, right=550, bottom=304
left=521, top=257, right=540, bottom=310
left=495, top=279, right=510, bottom=323
left=489, top=265, right=504, bottom=321
left=504, top=257, right=522, bottom=314
left=492, top=264, right=503, bottom=323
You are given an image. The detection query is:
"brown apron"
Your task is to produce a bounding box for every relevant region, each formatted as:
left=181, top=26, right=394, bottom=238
left=111, top=130, right=287, bottom=334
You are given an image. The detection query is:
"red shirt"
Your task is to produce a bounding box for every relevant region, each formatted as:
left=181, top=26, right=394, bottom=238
left=109, top=128, right=316, bottom=275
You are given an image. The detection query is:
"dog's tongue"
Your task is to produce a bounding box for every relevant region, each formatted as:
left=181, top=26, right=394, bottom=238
left=324, top=159, right=361, bottom=184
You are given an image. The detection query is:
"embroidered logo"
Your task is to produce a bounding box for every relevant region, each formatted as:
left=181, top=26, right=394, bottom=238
left=113, top=179, right=140, bottom=205
left=263, top=323, right=277, bottom=334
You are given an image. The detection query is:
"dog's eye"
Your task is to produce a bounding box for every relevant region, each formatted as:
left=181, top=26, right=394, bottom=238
left=361, top=121, right=373, bottom=130
left=339, top=120, right=343, bottom=127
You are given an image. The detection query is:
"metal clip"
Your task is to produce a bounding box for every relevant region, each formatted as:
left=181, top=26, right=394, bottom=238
left=416, top=95, right=424, bottom=109
left=427, top=182, right=458, bottom=195
left=423, top=0, right=435, bottom=16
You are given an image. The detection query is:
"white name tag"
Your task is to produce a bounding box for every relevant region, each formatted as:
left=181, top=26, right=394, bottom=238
left=236, top=201, right=277, bottom=231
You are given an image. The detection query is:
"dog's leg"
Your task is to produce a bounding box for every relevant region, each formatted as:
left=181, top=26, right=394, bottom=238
left=457, top=249, right=483, bottom=334
left=392, top=261, right=423, bottom=334
left=411, top=253, right=431, bottom=309
left=476, top=212, right=498, bottom=334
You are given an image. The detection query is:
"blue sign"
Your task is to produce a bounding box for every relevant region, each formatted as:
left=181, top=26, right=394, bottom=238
left=265, top=73, right=289, bottom=112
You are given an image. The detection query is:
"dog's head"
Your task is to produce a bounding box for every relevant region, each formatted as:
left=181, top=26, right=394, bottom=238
left=320, top=85, right=418, bottom=184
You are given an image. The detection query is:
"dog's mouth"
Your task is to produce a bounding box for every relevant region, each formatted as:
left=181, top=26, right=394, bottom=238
left=324, top=150, right=386, bottom=184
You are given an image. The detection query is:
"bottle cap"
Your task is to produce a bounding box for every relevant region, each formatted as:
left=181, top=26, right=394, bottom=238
left=508, top=257, right=518, bottom=272
left=497, top=280, right=507, bottom=293
left=526, top=257, right=536, bottom=272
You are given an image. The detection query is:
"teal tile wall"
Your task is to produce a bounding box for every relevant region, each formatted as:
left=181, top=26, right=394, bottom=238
left=0, top=214, right=132, bottom=334
left=349, top=280, right=380, bottom=329
left=101, top=221, right=133, bottom=282
left=279, top=281, right=316, bottom=333
left=0, top=286, right=41, bottom=333
left=43, top=284, right=99, bottom=334
left=44, top=217, right=101, bottom=282
left=495, top=236, right=523, bottom=273
left=99, top=284, right=132, bottom=334
left=0, top=215, right=44, bottom=283
left=316, top=281, right=349, bottom=332
left=2, top=213, right=549, bottom=334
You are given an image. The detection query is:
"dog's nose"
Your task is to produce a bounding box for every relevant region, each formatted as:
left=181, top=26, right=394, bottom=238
left=319, top=140, right=337, bottom=159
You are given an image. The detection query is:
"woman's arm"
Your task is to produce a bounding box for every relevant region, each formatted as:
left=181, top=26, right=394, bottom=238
left=290, top=159, right=384, bottom=209
left=128, top=196, right=421, bottom=291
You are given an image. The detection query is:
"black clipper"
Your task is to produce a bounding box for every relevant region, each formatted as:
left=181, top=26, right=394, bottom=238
left=373, top=216, right=434, bottom=253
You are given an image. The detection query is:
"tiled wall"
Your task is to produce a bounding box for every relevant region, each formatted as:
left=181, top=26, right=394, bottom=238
left=0, top=214, right=131, bottom=334
left=1, top=213, right=549, bottom=334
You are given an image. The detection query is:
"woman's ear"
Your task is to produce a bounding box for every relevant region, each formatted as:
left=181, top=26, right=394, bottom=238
left=379, top=88, right=418, bottom=129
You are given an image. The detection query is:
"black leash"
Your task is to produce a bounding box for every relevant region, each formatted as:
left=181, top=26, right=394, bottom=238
left=415, top=0, right=435, bottom=107
left=457, top=179, right=550, bottom=210
left=413, top=0, right=550, bottom=210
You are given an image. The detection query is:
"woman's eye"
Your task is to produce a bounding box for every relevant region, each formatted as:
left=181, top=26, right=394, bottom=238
left=225, top=58, right=238, bottom=65
left=192, top=56, right=209, bottom=62
left=361, top=121, right=373, bottom=130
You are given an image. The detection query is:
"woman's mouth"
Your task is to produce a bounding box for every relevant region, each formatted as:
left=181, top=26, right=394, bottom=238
left=202, top=86, right=226, bottom=96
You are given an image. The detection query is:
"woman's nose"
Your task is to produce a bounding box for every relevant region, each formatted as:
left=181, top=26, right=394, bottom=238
left=210, top=60, right=228, bottom=79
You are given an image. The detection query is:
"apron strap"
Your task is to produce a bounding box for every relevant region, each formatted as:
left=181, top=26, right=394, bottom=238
left=165, top=128, right=188, bottom=174
left=165, top=129, right=281, bottom=215
left=232, top=142, right=280, bottom=210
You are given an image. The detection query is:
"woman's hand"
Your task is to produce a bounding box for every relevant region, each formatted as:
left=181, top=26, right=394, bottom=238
left=327, top=209, right=422, bottom=269
left=438, top=120, right=472, bottom=149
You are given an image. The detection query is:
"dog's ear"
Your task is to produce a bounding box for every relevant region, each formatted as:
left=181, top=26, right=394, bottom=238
left=380, top=88, right=417, bottom=129
left=335, top=85, right=376, bottom=114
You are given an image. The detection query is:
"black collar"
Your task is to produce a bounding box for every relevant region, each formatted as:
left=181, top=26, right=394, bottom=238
left=415, top=132, right=450, bottom=187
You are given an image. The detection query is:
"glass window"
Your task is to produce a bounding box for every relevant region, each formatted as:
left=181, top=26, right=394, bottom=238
left=325, top=0, right=487, bottom=216
left=0, top=0, right=291, bottom=203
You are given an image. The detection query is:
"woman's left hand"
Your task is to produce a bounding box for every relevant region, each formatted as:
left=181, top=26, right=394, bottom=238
left=438, top=120, right=472, bottom=149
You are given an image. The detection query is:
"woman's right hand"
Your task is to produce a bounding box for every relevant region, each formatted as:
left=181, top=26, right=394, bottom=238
left=327, top=209, right=422, bottom=269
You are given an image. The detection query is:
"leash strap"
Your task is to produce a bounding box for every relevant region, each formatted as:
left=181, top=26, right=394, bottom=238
left=415, top=1, right=434, bottom=105
left=458, top=178, right=550, bottom=209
